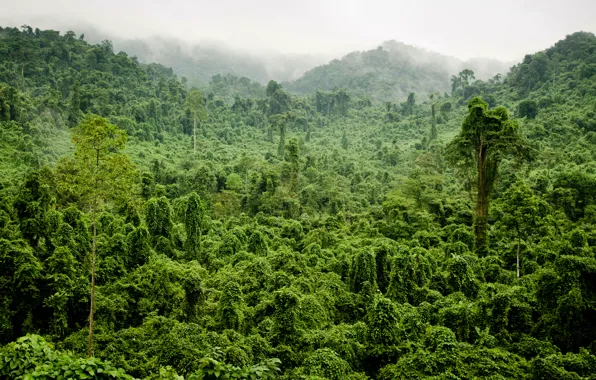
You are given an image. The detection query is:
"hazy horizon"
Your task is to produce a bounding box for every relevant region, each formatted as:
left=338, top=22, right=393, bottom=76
left=1, top=0, right=595, bottom=62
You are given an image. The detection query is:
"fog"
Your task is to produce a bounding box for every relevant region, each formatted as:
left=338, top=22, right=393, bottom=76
left=2, top=0, right=595, bottom=62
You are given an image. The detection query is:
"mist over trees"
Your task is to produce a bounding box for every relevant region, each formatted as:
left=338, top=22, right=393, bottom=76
left=78, top=26, right=512, bottom=102
left=285, top=41, right=512, bottom=103
left=113, top=35, right=328, bottom=87
left=1, top=24, right=596, bottom=380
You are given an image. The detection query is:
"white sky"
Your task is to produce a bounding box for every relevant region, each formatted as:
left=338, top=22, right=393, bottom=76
left=1, top=0, right=595, bottom=60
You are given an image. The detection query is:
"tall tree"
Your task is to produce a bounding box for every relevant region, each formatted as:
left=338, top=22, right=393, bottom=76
left=271, top=112, right=293, bottom=159
left=458, top=69, right=475, bottom=98
left=450, top=75, right=462, bottom=95
left=266, top=80, right=290, bottom=116
left=145, top=196, right=173, bottom=243
left=447, top=97, right=529, bottom=254
left=429, top=93, right=438, bottom=141
left=285, top=138, right=301, bottom=194
left=56, top=114, right=135, bottom=357
left=266, top=80, right=282, bottom=97
left=350, top=250, right=377, bottom=294
left=184, top=192, right=205, bottom=260
left=496, top=181, right=543, bottom=278
left=185, top=89, right=208, bottom=154
left=68, top=80, right=82, bottom=127
left=278, top=120, right=286, bottom=159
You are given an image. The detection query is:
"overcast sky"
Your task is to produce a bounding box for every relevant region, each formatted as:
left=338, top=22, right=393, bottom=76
left=1, top=0, right=595, bottom=61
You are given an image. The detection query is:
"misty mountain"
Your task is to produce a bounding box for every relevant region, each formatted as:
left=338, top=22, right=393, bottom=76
left=77, top=24, right=512, bottom=102
left=381, top=40, right=514, bottom=80
left=285, top=40, right=513, bottom=102
left=70, top=24, right=329, bottom=87
left=109, top=36, right=328, bottom=87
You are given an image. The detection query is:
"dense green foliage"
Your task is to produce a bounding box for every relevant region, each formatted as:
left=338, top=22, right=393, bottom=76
left=1, top=334, right=132, bottom=379
left=1, top=25, right=596, bottom=379
left=285, top=45, right=449, bottom=103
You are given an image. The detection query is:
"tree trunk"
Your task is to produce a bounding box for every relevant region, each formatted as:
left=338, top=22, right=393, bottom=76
left=278, top=124, right=285, bottom=158
left=475, top=187, right=488, bottom=254
left=475, top=145, right=488, bottom=255
left=193, top=114, right=197, bottom=154
left=431, top=104, right=437, bottom=141
left=517, top=235, right=521, bottom=279
left=88, top=210, right=97, bottom=357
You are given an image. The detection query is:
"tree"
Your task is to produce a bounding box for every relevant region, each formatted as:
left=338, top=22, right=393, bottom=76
left=271, top=112, right=294, bottom=159
left=518, top=100, right=538, bottom=119
left=368, top=296, right=399, bottom=346
left=184, top=192, right=205, bottom=260
left=185, top=89, right=208, bottom=154
left=451, top=75, right=462, bottom=95
left=266, top=80, right=290, bottom=116
left=271, top=289, right=300, bottom=344
left=278, top=120, right=286, bottom=159
left=285, top=138, right=301, bottom=194
left=375, top=244, right=393, bottom=294
left=266, top=80, right=282, bottom=97
left=429, top=93, right=438, bottom=141
left=145, top=196, right=173, bottom=243
left=334, top=89, right=350, bottom=116
left=459, top=69, right=476, bottom=98
left=440, top=101, right=452, bottom=116
left=550, top=52, right=562, bottom=86
left=301, top=349, right=351, bottom=379
left=350, top=250, right=377, bottom=294
left=56, top=114, right=135, bottom=357
left=13, top=167, right=56, bottom=248
left=0, top=239, right=41, bottom=343
left=495, top=181, right=543, bottom=278
left=218, top=281, right=244, bottom=330
left=341, top=130, right=348, bottom=149
left=248, top=229, right=268, bottom=256
left=68, top=81, right=82, bottom=127
left=447, top=97, right=529, bottom=254
left=459, top=69, right=475, bottom=85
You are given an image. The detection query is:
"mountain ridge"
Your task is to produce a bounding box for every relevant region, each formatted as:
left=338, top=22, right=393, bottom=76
left=49, top=24, right=513, bottom=100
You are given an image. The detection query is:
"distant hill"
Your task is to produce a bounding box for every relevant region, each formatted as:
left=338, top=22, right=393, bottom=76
left=66, top=24, right=328, bottom=87
left=76, top=25, right=512, bottom=102
left=508, top=31, right=596, bottom=96
left=284, top=41, right=513, bottom=102
left=109, top=36, right=327, bottom=87
left=381, top=40, right=513, bottom=81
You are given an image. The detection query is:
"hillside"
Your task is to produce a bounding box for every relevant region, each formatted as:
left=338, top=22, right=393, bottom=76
left=81, top=25, right=511, bottom=103
left=1, top=25, right=596, bottom=380
left=0, top=26, right=190, bottom=185
left=284, top=41, right=512, bottom=102
left=111, top=36, right=327, bottom=87
left=381, top=40, right=513, bottom=81
left=76, top=25, right=512, bottom=103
